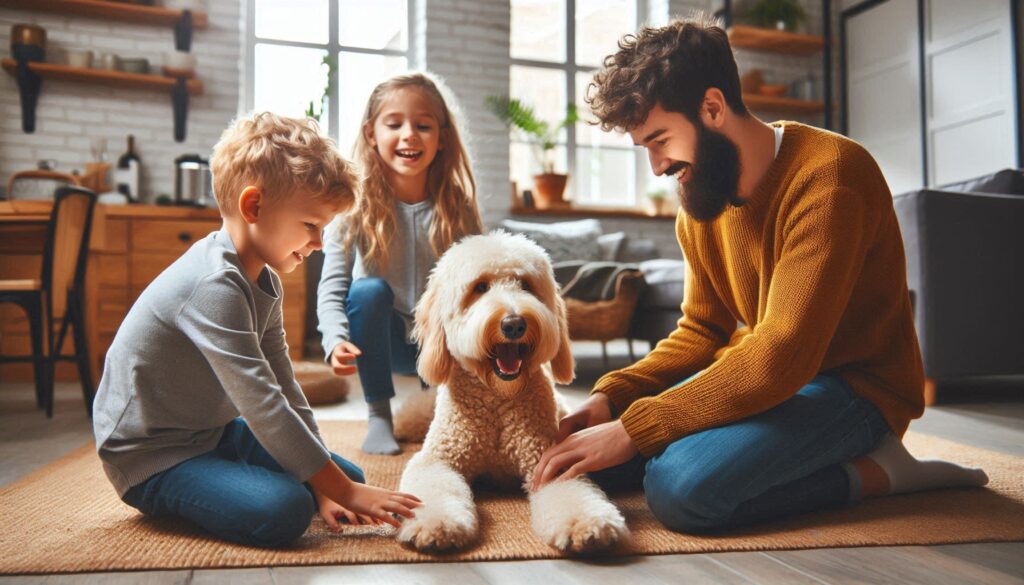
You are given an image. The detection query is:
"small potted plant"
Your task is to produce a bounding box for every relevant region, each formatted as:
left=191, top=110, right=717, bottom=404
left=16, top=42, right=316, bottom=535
left=646, top=188, right=669, bottom=216
left=741, top=0, right=807, bottom=32
left=486, top=95, right=580, bottom=209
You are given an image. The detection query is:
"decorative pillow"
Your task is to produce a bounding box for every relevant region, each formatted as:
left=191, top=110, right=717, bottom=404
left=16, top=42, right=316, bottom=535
left=597, top=231, right=627, bottom=262
left=499, top=218, right=603, bottom=264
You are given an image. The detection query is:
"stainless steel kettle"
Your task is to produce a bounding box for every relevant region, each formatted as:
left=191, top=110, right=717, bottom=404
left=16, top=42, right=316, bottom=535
left=174, top=153, right=214, bottom=207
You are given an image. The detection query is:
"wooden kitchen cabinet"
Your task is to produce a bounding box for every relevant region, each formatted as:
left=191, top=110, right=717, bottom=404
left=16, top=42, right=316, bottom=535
left=0, top=202, right=307, bottom=383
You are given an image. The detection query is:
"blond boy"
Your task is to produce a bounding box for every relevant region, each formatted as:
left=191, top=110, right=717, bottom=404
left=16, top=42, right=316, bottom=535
left=92, top=112, right=420, bottom=548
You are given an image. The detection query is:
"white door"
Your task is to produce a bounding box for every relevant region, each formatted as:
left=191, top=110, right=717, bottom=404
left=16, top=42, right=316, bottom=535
left=924, top=0, right=1018, bottom=186
left=845, top=0, right=925, bottom=195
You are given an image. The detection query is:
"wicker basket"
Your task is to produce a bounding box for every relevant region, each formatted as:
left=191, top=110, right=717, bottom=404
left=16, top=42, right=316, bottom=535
left=564, top=270, right=643, bottom=341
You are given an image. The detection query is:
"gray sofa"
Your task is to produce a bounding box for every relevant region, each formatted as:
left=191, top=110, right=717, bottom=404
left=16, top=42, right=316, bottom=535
left=499, top=218, right=686, bottom=354
left=893, top=169, right=1024, bottom=391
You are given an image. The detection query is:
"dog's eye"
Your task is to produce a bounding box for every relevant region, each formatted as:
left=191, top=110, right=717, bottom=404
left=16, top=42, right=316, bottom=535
left=474, top=281, right=489, bottom=293
left=520, top=280, right=531, bottom=292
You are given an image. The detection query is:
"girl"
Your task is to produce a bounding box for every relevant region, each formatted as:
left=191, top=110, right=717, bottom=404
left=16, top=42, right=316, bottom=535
left=317, top=72, right=483, bottom=455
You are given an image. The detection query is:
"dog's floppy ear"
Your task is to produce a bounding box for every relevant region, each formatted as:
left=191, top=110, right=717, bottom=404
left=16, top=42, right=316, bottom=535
left=413, top=279, right=454, bottom=385
left=550, top=293, right=576, bottom=385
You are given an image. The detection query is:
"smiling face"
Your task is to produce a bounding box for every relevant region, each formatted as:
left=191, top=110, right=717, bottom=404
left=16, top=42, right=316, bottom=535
left=250, top=189, right=339, bottom=275
left=413, top=232, right=574, bottom=398
left=367, top=87, right=444, bottom=180
left=630, top=102, right=742, bottom=222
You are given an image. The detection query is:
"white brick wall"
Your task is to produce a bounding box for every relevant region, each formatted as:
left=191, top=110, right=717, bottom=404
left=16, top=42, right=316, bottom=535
left=418, top=0, right=510, bottom=231
left=0, top=2, right=242, bottom=202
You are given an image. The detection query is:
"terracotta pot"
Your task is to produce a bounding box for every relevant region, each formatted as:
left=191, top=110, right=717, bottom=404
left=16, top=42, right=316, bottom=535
left=532, top=173, right=568, bottom=209
left=647, top=197, right=668, bottom=216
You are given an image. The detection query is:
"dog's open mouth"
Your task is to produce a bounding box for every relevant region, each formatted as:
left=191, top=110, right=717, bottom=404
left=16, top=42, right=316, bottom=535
left=491, top=343, right=529, bottom=381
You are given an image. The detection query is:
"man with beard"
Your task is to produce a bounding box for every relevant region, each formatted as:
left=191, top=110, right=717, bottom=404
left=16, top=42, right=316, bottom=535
left=532, top=16, right=987, bottom=533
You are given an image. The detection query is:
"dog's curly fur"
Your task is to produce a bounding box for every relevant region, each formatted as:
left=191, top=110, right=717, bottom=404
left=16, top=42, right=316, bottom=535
left=395, top=232, right=628, bottom=554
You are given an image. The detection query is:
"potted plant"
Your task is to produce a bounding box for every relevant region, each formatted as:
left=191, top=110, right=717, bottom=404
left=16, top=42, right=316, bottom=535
left=486, top=95, right=580, bottom=209
left=741, top=0, right=806, bottom=32
left=645, top=188, right=669, bottom=216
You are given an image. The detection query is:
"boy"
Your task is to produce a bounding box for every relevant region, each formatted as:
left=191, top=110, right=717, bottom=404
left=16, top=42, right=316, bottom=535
left=93, top=112, right=420, bottom=548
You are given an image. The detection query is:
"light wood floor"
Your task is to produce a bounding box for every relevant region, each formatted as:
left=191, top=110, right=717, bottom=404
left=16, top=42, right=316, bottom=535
left=2, top=341, right=1022, bottom=584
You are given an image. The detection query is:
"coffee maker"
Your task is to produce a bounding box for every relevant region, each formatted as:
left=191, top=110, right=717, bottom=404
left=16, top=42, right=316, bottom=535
left=174, top=154, right=214, bottom=207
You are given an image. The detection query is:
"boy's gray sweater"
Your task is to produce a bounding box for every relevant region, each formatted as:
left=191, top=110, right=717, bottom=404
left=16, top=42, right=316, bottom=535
left=92, top=228, right=329, bottom=497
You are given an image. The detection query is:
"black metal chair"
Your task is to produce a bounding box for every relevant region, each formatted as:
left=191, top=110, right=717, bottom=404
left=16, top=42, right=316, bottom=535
left=0, top=186, right=98, bottom=417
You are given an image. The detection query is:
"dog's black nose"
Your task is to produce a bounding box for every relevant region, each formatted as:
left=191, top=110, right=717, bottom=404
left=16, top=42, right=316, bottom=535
left=501, top=315, right=527, bottom=340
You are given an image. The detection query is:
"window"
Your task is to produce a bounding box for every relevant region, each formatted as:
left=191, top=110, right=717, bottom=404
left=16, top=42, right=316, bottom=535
left=246, top=0, right=413, bottom=152
left=510, top=0, right=654, bottom=207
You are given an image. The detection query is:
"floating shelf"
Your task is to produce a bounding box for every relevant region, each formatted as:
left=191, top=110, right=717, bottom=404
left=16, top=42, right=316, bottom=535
left=0, top=0, right=208, bottom=29
left=510, top=204, right=676, bottom=220
left=744, top=93, right=824, bottom=115
left=728, top=25, right=824, bottom=56
left=1, top=59, right=203, bottom=95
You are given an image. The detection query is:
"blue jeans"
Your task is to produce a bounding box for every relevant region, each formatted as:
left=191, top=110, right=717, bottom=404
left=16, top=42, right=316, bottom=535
left=347, top=278, right=419, bottom=403
left=122, top=419, right=365, bottom=548
left=589, top=372, right=890, bottom=533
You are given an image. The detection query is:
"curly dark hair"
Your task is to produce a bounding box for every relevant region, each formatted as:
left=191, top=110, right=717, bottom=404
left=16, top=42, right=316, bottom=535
left=587, top=15, right=748, bottom=132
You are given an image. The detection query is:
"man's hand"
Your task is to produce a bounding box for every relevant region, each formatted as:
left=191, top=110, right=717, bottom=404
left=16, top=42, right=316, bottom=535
left=314, top=490, right=379, bottom=531
left=555, top=392, right=613, bottom=441
left=531, top=419, right=639, bottom=492
left=330, top=341, right=362, bottom=376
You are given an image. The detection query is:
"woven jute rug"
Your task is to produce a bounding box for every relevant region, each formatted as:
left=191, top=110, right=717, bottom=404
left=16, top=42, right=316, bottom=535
left=2, top=422, right=1022, bottom=575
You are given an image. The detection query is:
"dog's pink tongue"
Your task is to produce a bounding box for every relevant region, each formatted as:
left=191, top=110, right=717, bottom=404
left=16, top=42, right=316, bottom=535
left=495, top=344, right=522, bottom=374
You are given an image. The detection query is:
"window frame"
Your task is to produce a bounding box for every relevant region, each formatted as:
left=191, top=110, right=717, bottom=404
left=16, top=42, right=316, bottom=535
left=244, top=0, right=416, bottom=142
left=510, top=0, right=648, bottom=208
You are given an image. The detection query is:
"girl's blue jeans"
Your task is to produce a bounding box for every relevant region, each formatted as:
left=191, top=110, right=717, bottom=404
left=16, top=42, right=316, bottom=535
left=346, top=277, right=419, bottom=403
left=589, top=372, right=891, bottom=533
left=122, top=418, right=364, bottom=548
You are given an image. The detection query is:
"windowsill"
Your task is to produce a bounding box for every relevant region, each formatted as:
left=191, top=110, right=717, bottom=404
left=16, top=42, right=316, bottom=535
left=509, top=203, right=677, bottom=220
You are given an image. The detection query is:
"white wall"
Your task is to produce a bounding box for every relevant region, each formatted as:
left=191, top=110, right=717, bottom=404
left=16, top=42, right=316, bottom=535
left=418, top=0, right=511, bottom=230
left=0, top=3, right=243, bottom=202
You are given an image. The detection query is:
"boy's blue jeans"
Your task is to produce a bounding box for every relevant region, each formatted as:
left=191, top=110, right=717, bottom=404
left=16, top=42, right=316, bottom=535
left=346, top=278, right=419, bottom=403
left=589, top=372, right=891, bottom=533
left=122, top=418, right=365, bottom=548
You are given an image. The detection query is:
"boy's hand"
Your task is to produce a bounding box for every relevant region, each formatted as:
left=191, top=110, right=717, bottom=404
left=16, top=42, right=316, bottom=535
left=330, top=341, right=362, bottom=376
left=339, top=483, right=422, bottom=529
left=314, top=491, right=379, bottom=531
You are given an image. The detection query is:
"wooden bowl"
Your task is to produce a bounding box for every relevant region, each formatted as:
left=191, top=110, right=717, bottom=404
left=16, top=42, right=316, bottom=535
left=759, top=84, right=788, bottom=97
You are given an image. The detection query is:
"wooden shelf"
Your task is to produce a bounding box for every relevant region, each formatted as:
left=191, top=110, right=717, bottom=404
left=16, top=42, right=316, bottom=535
left=728, top=25, right=824, bottom=56
left=744, top=93, right=823, bottom=115
left=2, top=59, right=203, bottom=95
left=510, top=204, right=676, bottom=220
left=0, top=0, right=208, bottom=29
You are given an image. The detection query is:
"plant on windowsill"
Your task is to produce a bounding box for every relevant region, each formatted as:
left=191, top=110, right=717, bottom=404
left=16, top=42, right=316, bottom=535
left=739, top=0, right=806, bottom=32
left=486, top=95, right=580, bottom=209
left=305, top=55, right=337, bottom=123
left=645, top=187, right=669, bottom=216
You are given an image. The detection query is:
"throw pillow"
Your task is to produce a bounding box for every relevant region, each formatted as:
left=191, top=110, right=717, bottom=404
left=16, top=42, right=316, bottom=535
left=500, top=218, right=603, bottom=264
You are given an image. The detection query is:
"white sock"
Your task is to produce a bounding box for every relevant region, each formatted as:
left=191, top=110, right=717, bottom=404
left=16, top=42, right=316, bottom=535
left=866, top=434, right=988, bottom=495
left=363, top=399, right=401, bottom=455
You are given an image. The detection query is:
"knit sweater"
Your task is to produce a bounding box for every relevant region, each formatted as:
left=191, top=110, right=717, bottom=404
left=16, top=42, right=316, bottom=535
left=594, top=122, right=925, bottom=457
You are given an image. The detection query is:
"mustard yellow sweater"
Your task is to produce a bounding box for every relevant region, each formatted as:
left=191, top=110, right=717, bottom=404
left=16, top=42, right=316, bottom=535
left=595, top=122, right=925, bottom=457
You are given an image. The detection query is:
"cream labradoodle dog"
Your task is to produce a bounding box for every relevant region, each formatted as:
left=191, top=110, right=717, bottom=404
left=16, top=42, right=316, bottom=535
left=394, top=231, right=628, bottom=553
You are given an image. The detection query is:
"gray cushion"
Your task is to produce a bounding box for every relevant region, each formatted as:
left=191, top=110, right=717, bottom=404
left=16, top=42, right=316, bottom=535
left=637, top=259, right=685, bottom=308
left=500, top=218, right=603, bottom=264
left=938, top=169, right=1024, bottom=196
left=597, top=231, right=627, bottom=262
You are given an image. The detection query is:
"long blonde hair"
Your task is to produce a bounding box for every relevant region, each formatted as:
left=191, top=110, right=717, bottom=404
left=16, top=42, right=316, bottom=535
left=345, top=72, right=483, bottom=271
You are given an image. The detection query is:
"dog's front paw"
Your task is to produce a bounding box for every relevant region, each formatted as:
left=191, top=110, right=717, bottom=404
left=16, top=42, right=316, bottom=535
left=531, top=480, right=628, bottom=553
left=396, top=507, right=478, bottom=552
left=541, top=508, right=628, bottom=553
